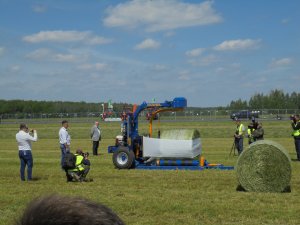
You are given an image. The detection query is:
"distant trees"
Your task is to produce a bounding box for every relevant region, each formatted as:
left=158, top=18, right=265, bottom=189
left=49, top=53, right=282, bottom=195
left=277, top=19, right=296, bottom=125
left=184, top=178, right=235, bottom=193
left=0, top=89, right=299, bottom=114
left=0, top=100, right=131, bottom=114
left=229, top=89, right=300, bottom=110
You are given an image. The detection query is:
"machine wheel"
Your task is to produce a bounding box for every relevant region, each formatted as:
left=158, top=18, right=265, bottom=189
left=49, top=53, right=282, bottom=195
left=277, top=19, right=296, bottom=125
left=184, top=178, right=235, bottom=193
left=113, top=147, right=135, bottom=169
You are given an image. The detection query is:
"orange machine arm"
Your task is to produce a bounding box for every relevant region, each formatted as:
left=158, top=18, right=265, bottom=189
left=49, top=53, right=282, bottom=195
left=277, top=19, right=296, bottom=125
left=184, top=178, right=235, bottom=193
left=149, top=108, right=183, bottom=137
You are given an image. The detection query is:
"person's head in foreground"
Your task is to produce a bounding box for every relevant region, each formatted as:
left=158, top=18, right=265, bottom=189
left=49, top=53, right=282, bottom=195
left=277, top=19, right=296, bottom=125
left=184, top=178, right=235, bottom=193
left=15, top=195, right=125, bottom=225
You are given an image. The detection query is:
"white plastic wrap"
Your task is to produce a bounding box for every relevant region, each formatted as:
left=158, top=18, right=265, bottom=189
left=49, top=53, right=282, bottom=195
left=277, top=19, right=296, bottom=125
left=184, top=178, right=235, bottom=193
left=143, top=137, right=202, bottom=158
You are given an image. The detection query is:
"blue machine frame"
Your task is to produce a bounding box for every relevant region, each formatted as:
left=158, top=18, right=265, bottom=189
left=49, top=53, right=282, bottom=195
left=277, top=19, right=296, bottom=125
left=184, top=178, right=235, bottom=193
left=107, top=97, right=234, bottom=171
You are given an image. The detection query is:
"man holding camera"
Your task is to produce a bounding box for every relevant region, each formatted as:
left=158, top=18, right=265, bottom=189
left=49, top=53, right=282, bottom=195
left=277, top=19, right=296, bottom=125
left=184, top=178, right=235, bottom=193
left=252, top=122, right=264, bottom=142
left=16, top=123, right=38, bottom=181
left=291, top=115, right=300, bottom=161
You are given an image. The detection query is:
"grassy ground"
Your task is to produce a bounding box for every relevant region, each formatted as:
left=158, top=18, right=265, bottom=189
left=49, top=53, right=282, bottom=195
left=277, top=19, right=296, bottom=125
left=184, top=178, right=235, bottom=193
left=0, top=120, right=299, bottom=225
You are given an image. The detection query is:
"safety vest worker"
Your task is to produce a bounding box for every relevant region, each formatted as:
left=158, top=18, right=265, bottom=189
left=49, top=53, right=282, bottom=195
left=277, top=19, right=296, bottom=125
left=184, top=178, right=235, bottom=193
left=292, top=122, right=300, bottom=137
left=236, top=123, right=245, bottom=137
left=69, top=153, right=85, bottom=172
left=291, top=115, right=300, bottom=161
left=247, top=126, right=255, bottom=144
left=234, top=118, right=245, bottom=155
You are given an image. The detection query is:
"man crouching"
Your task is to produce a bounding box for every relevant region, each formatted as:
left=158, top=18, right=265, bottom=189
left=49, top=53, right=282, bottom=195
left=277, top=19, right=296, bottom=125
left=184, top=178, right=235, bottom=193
left=67, top=149, right=91, bottom=182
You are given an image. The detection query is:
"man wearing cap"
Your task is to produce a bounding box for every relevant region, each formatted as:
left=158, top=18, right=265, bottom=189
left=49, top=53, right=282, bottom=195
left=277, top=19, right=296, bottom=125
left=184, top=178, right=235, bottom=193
left=234, top=118, right=245, bottom=155
left=16, top=123, right=38, bottom=181
left=90, top=121, right=101, bottom=155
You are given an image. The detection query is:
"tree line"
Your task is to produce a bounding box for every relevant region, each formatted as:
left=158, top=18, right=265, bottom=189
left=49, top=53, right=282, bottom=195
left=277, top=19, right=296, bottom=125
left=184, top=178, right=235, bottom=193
left=228, top=90, right=300, bottom=110
left=0, top=100, right=131, bottom=114
left=0, top=89, right=299, bottom=114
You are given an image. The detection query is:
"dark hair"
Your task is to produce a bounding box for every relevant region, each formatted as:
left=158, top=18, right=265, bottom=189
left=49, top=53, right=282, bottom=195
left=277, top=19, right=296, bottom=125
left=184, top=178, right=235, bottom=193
left=61, top=120, right=68, bottom=125
left=20, top=123, right=28, bottom=130
left=15, top=195, right=125, bottom=225
left=76, top=149, right=83, bottom=155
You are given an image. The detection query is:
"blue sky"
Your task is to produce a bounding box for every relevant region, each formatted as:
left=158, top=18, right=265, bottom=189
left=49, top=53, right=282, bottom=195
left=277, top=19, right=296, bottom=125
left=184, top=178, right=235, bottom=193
left=0, top=0, right=299, bottom=107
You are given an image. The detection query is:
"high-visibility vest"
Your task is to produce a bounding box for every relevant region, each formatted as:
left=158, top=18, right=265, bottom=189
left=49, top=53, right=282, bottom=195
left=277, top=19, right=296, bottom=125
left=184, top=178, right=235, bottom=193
left=236, top=124, right=244, bottom=137
left=292, top=122, right=300, bottom=137
left=70, top=154, right=84, bottom=171
left=247, top=128, right=253, bottom=136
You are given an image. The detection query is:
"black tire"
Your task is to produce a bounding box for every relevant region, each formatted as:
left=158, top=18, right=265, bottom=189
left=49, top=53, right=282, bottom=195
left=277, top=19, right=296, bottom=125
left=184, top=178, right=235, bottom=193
left=112, top=146, right=135, bottom=169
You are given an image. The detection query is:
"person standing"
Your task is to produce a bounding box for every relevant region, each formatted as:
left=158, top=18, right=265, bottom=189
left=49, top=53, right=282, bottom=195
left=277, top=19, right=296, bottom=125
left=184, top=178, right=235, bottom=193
left=16, top=123, right=38, bottom=181
left=59, top=120, right=71, bottom=168
left=90, top=121, right=101, bottom=155
left=247, top=123, right=255, bottom=145
left=291, top=115, right=300, bottom=161
left=234, top=118, right=245, bottom=155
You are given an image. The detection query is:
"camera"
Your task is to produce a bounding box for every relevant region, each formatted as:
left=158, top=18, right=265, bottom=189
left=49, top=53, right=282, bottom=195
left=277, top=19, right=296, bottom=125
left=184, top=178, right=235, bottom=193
left=290, top=115, right=296, bottom=123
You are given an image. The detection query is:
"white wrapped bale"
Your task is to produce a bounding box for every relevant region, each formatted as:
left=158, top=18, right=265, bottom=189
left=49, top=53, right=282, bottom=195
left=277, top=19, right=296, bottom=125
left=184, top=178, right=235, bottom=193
left=143, top=129, right=201, bottom=158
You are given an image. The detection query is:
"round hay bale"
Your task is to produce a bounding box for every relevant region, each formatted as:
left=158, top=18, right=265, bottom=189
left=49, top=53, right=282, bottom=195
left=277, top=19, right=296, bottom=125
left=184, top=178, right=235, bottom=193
left=160, top=129, right=200, bottom=140
left=236, top=140, right=291, bottom=193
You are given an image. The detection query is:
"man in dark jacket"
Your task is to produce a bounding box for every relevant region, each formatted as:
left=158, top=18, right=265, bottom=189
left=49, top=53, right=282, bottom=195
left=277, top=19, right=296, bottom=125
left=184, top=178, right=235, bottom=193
left=252, top=122, right=264, bottom=142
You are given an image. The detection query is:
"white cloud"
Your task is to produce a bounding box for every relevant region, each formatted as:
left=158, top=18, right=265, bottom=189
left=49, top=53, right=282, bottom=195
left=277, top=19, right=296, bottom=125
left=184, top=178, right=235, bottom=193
left=281, top=18, right=290, bottom=24
left=134, top=38, right=160, bottom=50
left=103, top=0, right=222, bottom=32
left=10, top=65, right=21, bottom=72
left=213, top=39, right=261, bottom=51
left=77, top=63, right=109, bottom=71
left=23, top=30, right=113, bottom=45
left=178, top=71, right=190, bottom=80
left=164, top=31, right=175, bottom=37
left=188, top=54, right=218, bottom=66
left=26, top=48, right=84, bottom=63
left=185, top=48, right=205, bottom=57
left=32, top=5, right=47, bottom=13
left=0, top=47, right=4, bottom=56
left=153, top=64, right=168, bottom=71
left=270, top=58, right=293, bottom=67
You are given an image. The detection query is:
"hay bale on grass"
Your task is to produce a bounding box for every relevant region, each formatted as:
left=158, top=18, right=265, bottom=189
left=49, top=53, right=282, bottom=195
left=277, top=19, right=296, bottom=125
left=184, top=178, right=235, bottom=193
left=160, top=129, right=200, bottom=140
left=236, top=140, right=291, bottom=193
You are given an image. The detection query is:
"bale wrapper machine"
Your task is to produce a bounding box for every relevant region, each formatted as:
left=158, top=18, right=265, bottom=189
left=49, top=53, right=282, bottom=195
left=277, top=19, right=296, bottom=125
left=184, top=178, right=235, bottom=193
left=107, top=97, right=233, bottom=171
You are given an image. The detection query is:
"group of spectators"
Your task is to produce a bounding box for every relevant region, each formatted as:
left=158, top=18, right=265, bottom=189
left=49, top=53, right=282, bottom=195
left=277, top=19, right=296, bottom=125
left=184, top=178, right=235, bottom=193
left=233, top=118, right=264, bottom=155
left=233, top=115, right=300, bottom=157
left=16, top=120, right=102, bottom=182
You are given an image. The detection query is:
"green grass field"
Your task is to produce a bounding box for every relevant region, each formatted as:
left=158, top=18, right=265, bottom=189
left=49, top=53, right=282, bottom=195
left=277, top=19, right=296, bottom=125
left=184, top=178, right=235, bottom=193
left=0, top=120, right=299, bottom=225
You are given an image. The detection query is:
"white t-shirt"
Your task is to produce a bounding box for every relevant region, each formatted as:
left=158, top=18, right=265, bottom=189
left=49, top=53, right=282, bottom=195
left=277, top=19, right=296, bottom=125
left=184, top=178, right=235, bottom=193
left=59, top=127, right=71, bottom=145
left=16, top=130, right=38, bottom=151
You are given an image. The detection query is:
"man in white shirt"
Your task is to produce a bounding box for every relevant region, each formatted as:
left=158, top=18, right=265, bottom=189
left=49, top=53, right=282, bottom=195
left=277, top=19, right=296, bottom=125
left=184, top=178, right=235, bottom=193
left=59, top=120, right=71, bottom=168
left=90, top=121, right=101, bottom=155
left=16, top=123, right=38, bottom=181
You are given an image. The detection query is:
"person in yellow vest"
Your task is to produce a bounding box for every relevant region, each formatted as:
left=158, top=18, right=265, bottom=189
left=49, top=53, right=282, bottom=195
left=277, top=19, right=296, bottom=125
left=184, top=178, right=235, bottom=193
left=291, top=114, right=300, bottom=161
left=247, top=123, right=255, bottom=145
left=234, top=118, right=245, bottom=155
left=68, top=149, right=90, bottom=182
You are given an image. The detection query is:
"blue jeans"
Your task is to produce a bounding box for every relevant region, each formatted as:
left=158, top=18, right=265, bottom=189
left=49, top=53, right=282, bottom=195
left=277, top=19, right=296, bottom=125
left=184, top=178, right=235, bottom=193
left=295, top=138, right=300, bottom=160
left=19, top=150, right=33, bottom=181
left=235, top=138, right=244, bottom=155
left=60, top=144, right=70, bottom=168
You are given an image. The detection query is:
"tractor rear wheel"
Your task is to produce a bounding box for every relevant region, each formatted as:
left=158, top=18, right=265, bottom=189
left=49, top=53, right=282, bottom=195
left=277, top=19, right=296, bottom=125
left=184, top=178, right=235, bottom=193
left=113, top=147, right=135, bottom=169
